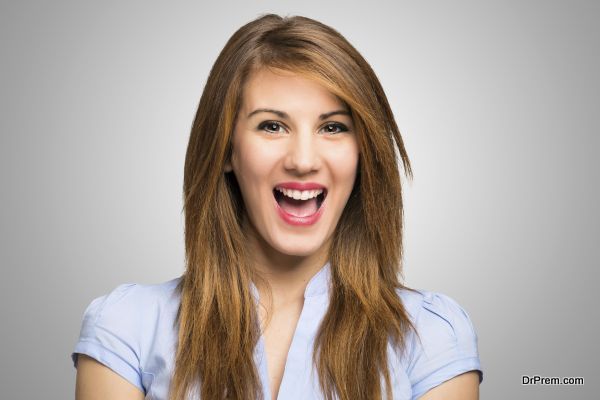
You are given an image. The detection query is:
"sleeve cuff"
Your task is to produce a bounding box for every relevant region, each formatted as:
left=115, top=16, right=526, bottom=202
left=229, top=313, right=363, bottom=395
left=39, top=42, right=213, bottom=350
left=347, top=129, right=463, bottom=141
left=72, top=340, right=144, bottom=393
left=411, top=356, right=482, bottom=400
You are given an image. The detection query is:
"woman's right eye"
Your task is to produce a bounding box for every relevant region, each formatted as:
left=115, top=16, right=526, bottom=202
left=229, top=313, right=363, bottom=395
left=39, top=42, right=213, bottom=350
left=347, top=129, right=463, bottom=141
left=258, top=121, right=286, bottom=134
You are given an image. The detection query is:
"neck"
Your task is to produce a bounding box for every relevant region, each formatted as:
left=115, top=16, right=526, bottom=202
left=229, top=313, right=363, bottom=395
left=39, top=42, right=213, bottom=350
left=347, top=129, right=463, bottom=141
left=255, top=254, right=328, bottom=302
left=244, top=221, right=329, bottom=307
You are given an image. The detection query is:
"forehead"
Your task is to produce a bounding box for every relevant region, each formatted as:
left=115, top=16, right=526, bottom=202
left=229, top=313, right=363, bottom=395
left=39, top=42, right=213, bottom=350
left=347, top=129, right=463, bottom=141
left=240, top=67, right=347, bottom=113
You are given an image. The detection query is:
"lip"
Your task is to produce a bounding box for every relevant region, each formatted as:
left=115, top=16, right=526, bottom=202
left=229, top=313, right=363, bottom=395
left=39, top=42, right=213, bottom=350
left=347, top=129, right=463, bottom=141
left=273, top=186, right=327, bottom=226
left=274, top=181, right=327, bottom=191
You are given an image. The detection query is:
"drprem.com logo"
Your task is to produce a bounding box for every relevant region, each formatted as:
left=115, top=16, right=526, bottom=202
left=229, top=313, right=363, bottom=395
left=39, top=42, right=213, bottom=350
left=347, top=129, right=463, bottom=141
left=522, top=375, right=585, bottom=385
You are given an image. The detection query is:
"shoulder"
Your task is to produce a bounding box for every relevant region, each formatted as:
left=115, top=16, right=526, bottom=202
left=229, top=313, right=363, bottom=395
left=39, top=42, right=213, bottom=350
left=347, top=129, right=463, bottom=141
left=78, top=277, right=182, bottom=342
left=397, top=288, right=479, bottom=348
left=395, top=287, right=483, bottom=399
left=82, top=277, right=182, bottom=326
left=72, top=276, right=182, bottom=393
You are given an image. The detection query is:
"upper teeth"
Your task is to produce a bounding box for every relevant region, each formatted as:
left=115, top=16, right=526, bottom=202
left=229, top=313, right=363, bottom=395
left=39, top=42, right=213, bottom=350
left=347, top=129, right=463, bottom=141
left=276, top=187, right=323, bottom=200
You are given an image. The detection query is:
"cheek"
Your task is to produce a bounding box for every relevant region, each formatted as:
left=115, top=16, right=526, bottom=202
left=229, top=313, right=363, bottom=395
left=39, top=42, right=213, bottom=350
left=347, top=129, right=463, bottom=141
left=232, top=137, right=280, bottom=186
left=327, top=142, right=359, bottom=184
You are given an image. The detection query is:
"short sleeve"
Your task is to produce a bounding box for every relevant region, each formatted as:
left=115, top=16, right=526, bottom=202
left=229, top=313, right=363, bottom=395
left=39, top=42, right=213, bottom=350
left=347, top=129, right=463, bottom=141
left=407, top=291, right=483, bottom=399
left=71, top=283, right=145, bottom=393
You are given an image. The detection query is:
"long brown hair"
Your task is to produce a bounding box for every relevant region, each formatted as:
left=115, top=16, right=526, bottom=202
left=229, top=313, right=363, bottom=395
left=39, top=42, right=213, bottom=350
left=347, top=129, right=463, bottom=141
left=171, top=13, right=416, bottom=400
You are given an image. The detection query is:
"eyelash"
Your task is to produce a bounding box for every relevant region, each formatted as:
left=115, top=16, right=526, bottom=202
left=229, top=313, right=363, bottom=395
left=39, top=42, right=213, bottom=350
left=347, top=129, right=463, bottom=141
left=257, top=121, right=349, bottom=135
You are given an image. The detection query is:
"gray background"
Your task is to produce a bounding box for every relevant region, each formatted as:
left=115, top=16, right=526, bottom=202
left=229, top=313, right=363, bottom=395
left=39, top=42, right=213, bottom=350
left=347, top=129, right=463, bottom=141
left=1, top=1, right=598, bottom=399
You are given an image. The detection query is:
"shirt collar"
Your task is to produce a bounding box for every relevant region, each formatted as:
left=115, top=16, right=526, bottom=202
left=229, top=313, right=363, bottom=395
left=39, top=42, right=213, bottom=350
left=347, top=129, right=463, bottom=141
left=304, top=260, right=331, bottom=298
left=250, top=260, right=331, bottom=300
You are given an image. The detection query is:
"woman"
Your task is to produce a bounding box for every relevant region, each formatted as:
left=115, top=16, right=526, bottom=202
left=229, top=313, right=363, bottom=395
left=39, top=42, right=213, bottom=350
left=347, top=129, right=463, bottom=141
left=72, top=13, right=483, bottom=400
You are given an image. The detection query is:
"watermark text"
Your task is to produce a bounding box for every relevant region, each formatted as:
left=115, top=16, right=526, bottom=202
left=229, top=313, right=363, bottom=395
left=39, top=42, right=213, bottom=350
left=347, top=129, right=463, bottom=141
left=522, top=375, right=584, bottom=385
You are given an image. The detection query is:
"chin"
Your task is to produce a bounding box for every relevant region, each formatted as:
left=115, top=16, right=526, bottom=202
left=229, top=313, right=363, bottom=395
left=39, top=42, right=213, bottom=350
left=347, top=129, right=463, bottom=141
left=269, top=235, right=328, bottom=258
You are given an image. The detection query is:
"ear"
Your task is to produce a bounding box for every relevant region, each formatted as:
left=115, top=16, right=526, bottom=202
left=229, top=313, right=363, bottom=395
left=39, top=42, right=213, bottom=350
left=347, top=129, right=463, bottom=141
left=224, top=158, right=233, bottom=173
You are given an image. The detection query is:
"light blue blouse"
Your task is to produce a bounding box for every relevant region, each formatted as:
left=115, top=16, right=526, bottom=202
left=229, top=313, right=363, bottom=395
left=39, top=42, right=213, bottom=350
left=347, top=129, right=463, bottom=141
left=71, top=262, right=483, bottom=399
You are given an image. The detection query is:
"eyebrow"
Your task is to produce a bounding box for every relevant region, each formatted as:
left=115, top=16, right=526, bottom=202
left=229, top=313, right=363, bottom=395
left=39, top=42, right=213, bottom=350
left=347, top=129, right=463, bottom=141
left=247, top=108, right=351, bottom=120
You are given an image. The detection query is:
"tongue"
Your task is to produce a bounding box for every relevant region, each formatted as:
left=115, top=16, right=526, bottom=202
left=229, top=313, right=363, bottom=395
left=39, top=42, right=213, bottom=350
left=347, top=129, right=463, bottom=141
left=279, top=196, right=318, bottom=217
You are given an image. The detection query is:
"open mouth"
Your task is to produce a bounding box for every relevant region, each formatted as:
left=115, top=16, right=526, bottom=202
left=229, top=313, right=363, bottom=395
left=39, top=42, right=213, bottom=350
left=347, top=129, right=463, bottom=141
left=273, top=187, right=327, bottom=217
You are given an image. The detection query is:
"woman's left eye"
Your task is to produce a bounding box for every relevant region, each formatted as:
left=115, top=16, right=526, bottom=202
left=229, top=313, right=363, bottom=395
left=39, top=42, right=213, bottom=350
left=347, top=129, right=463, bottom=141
left=321, top=123, right=348, bottom=135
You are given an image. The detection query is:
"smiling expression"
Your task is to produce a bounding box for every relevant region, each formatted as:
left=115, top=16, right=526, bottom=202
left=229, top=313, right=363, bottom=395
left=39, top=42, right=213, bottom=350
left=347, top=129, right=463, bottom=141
left=225, top=67, right=359, bottom=260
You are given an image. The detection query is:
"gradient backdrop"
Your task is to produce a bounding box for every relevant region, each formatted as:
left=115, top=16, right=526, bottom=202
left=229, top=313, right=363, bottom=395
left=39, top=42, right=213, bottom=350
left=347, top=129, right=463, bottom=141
left=1, top=1, right=598, bottom=399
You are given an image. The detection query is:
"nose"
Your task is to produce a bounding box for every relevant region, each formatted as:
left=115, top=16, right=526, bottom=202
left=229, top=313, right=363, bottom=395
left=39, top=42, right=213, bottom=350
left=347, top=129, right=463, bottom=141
left=283, top=129, right=321, bottom=174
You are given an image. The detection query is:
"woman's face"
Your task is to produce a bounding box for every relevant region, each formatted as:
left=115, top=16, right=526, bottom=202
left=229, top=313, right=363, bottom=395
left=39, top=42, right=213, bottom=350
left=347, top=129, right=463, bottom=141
left=225, top=67, right=359, bottom=261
